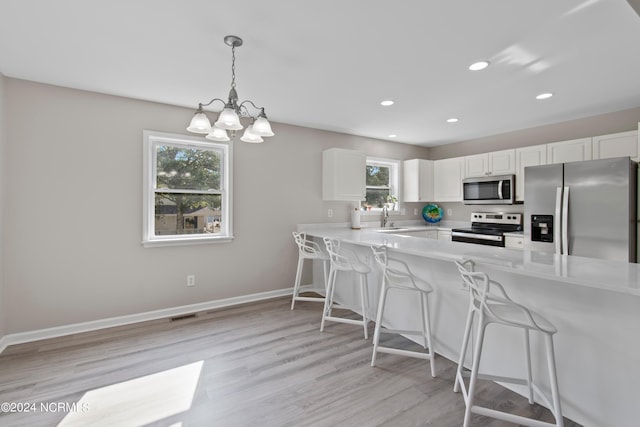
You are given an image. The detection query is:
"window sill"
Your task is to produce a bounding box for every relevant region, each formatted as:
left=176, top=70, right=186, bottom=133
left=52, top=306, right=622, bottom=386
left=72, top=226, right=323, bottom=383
left=142, top=235, right=234, bottom=248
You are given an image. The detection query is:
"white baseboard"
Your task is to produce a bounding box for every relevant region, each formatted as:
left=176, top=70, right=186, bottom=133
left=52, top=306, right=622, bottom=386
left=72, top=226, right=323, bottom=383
left=0, top=285, right=312, bottom=354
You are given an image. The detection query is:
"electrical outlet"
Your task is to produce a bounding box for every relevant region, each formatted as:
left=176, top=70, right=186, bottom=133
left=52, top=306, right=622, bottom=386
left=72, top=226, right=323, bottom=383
left=414, top=208, right=418, bottom=215
left=447, top=208, right=453, bottom=216
left=327, top=208, right=333, bottom=218
left=187, top=275, right=195, bottom=287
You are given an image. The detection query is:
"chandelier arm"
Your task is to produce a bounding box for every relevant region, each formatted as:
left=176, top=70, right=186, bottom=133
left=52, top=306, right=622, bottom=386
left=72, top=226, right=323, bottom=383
left=238, top=100, right=268, bottom=117
left=199, top=98, right=228, bottom=109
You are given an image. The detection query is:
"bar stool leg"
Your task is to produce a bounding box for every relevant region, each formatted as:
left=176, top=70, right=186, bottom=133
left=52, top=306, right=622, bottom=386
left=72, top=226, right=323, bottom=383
left=371, top=280, right=389, bottom=366
left=524, top=329, right=534, bottom=404
left=291, top=256, right=305, bottom=310
left=545, top=334, right=564, bottom=427
left=454, top=303, right=475, bottom=393
left=421, top=293, right=436, bottom=378
left=320, top=268, right=337, bottom=332
left=359, top=274, right=369, bottom=340
left=463, top=318, right=488, bottom=427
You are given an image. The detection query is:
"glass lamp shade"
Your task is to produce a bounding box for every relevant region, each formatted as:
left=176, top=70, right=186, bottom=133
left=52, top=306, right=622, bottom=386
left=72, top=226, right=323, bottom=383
left=187, top=112, right=212, bottom=134
left=205, top=126, right=230, bottom=142
left=240, top=125, right=264, bottom=143
left=214, top=107, right=243, bottom=130
left=251, top=116, right=274, bottom=137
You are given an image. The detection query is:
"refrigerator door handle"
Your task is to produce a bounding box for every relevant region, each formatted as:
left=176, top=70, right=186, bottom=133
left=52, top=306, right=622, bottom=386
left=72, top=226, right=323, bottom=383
left=562, top=186, right=570, bottom=255
left=498, top=180, right=503, bottom=199
left=555, top=187, right=562, bottom=254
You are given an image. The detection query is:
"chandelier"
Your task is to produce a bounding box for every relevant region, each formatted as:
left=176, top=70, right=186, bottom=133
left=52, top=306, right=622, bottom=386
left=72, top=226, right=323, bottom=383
left=186, top=35, right=274, bottom=143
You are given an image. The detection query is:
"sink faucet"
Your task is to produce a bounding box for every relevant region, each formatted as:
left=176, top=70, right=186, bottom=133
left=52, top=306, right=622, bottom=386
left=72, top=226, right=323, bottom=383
left=381, top=205, right=389, bottom=228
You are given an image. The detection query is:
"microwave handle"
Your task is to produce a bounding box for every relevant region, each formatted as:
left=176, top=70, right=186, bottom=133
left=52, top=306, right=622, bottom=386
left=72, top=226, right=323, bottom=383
left=498, top=180, right=503, bottom=199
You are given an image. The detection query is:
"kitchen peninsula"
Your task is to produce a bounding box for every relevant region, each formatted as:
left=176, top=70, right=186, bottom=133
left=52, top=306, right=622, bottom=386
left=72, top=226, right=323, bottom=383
left=298, top=223, right=640, bottom=427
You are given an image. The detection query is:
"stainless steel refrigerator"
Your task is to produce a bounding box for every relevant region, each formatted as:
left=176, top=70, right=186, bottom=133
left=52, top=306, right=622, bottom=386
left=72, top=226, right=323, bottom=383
left=524, top=157, right=637, bottom=262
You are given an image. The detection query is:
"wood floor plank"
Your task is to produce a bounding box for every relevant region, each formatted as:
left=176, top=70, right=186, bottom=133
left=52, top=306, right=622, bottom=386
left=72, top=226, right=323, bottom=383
left=0, top=297, right=581, bottom=426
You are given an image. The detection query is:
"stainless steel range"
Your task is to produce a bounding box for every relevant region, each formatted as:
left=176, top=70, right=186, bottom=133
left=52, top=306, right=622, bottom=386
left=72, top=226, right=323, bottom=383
left=451, top=212, right=522, bottom=247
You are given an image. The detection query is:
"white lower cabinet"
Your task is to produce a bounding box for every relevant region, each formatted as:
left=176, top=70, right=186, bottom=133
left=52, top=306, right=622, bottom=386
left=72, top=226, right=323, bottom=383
left=505, top=235, right=524, bottom=249
left=437, top=230, right=451, bottom=241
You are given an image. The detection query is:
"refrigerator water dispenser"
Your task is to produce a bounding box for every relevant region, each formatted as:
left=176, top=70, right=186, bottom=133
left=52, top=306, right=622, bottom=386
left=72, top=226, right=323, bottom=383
left=531, top=215, right=553, bottom=243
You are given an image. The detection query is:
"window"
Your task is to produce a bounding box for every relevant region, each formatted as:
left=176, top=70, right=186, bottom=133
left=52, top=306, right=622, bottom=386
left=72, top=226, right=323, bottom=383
left=143, top=131, right=233, bottom=247
left=365, top=157, right=399, bottom=211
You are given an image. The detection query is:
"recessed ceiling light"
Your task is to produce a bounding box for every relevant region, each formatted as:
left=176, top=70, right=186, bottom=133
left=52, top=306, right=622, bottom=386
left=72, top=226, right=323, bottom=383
left=536, top=92, right=553, bottom=100
left=446, top=118, right=459, bottom=123
left=469, top=61, right=490, bottom=71
left=388, top=134, right=397, bottom=138
left=380, top=100, right=394, bottom=106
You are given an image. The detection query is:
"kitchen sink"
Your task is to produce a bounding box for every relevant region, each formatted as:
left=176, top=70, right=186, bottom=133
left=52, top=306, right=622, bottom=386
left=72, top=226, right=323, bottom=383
left=375, top=227, right=410, bottom=233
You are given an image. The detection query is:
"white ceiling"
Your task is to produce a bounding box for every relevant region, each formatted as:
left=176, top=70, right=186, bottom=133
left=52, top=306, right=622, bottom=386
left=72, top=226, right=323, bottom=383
left=1, top=0, right=640, bottom=147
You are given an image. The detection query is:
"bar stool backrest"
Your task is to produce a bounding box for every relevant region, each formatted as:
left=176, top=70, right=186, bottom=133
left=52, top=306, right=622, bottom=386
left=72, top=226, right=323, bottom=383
left=372, top=245, right=431, bottom=291
left=455, top=259, right=555, bottom=333
left=293, top=231, right=325, bottom=259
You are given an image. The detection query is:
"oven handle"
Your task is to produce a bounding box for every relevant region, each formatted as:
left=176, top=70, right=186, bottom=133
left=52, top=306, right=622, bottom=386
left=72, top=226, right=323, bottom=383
left=451, top=231, right=503, bottom=242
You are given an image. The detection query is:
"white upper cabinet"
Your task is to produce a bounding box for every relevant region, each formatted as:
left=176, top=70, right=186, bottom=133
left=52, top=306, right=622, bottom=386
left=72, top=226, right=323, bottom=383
left=547, top=137, right=592, bottom=164
left=515, top=144, right=547, bottom=201
left=322, top=148, right=366, bottom=201
left=592, top=130, right=639, bottom=161
left=404, top=159, right=434, bottom=202
left=464, top=149, right=515, bottom=177
left=433, top=156, right=464, bottom=202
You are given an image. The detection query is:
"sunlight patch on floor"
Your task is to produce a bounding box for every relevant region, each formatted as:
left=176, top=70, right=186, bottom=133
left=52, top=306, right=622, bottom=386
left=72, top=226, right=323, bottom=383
left=58, top=361, right=203, bottom=426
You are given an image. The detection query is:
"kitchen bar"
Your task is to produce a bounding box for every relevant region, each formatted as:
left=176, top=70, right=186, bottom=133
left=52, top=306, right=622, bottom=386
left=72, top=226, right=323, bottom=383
left=299, top=223, right=640, bottom=427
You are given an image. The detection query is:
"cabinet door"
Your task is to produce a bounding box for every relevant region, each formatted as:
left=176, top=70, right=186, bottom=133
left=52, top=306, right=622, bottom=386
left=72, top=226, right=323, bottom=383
left=464, top=154, right=488, bottom=178
left=489, top=149, right=516, bottom=175
left=592, top=130, right=639, bottom=161
left=515, top=144, right=547, bottom=201
left=547, top=137, right=592, bottom=164
left=322, top=148, right=366, bottom=201
left=404, top=159, right=434, bottom=202
left=437, top=230, right=451, bottom=241
left=434, top=157, right=464, bottom=202
left=505, top=235, right=524, bottom=249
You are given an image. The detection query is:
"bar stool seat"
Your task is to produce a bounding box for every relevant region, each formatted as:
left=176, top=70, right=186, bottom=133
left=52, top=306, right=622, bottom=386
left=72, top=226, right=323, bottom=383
left=454, top=259, right=564, bottom=427
left=370, top=245, right=436, bottom=377
left=291, top=231, right=329, bottom=310
left=321, top=237, right=371, bottom=339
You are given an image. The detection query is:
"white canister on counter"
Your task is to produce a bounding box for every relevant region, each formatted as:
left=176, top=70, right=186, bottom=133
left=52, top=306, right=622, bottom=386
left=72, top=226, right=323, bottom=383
left=351, top=208, right=361, bottom=229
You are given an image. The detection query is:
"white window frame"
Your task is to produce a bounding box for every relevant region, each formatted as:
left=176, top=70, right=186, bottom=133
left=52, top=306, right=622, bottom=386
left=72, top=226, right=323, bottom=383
left=142, top=130, right=233, bottom=247
left=363, top=156, right=400, bottom=215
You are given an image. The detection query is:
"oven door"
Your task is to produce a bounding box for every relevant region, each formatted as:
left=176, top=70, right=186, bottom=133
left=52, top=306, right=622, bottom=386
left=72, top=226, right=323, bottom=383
left=451, top=230, right=505, bottom=247
left=462, top=175, right=515, bottom=205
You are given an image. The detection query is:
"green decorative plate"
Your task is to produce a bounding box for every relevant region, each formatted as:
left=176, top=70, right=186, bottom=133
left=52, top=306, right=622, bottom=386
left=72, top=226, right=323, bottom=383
left=422, top=204, right=443, bottom=223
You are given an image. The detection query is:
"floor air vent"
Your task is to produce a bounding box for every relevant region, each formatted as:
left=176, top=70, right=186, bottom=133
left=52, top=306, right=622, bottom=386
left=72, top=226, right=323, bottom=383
left=171, top=313, right=197, bottom=321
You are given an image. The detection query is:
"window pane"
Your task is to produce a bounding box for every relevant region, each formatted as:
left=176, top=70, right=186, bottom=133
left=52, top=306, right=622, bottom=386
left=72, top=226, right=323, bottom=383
left=365, top=188, right=390, bottom=208
left=366, top=165, right=390, bottom=186
left=156, top=145, right=221, bottom=191
left=154, top=193, right=222, bottom=236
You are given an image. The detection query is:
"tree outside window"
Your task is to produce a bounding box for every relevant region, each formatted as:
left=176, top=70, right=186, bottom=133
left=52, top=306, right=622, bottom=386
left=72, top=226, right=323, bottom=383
left=143, top=131, right=232, bottom=246
left=365, top=158, right=399, bottom=210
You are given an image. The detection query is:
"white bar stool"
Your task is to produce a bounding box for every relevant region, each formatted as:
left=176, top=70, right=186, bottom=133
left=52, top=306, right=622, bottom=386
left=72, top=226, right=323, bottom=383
left=454, top=259, right=564, bottom=427
left=321, top=237, right=371, bottom=339
left=291, top=231, right=329, bottom=310
left=370, top=245, right=436, bottom=377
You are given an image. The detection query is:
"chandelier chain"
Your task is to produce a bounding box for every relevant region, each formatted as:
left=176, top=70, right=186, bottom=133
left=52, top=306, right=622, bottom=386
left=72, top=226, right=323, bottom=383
left=231, top=45, right=236, bottom=89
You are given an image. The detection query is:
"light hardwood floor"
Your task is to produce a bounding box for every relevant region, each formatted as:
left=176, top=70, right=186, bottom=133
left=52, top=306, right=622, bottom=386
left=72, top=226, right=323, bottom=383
left=0, top=296, right=580, bottom=427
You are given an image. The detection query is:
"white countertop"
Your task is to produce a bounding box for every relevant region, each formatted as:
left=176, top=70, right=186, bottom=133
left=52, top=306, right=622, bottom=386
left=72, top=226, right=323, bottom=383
left=299, top=224, right=640, bottom=297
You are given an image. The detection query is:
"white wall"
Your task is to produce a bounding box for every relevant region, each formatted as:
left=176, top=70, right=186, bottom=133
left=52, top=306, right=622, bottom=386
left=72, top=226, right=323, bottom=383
left=0, top=73, right=6, bottom=337
left=3, top=78, right=430, bottom=334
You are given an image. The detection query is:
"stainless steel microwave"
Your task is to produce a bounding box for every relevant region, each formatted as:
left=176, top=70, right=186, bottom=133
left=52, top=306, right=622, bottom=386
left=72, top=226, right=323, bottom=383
left=462, top=174, right=515, bottom=205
